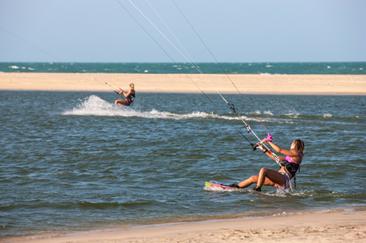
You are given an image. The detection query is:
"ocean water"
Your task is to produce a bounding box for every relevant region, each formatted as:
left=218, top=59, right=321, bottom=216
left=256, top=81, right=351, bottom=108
left=1, top=62, right=366, bottom=74
left=0, top=91, right=366, bottom=237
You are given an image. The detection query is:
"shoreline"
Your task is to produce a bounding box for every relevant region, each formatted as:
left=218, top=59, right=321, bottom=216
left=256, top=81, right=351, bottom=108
left=3, top=208, right=366, bottom=243
left=0, top=73, right=365, bottom=95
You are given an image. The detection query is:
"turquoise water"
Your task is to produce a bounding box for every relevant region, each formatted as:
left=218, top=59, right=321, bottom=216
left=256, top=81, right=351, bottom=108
left=0, top=91, right=366, bottom=237
left=1, top=62, right=366, bottom=74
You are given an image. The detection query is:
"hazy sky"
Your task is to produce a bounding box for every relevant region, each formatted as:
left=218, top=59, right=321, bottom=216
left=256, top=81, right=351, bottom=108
left=0, top=0, right=365, bottom=62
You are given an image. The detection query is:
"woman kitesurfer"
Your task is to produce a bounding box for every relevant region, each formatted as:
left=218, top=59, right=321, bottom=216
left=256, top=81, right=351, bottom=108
left=231, top=134, right=305, bottom=191
left=114, top=83, right=135, bottom=106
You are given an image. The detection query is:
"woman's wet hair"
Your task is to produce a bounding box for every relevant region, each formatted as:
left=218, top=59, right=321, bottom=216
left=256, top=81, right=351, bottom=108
left=129, top=83, right=135, bottom=89
left=292, top=139, right=305, bottom=152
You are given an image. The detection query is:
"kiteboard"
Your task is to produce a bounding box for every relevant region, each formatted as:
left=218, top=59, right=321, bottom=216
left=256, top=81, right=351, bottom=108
left=204, top=181, right=243, bottom=192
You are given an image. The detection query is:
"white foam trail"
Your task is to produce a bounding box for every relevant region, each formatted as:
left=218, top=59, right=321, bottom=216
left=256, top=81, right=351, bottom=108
left=251, top=110, right=274, bottom=116
left=252, top=110, right=261, bottom=115
left=264, top=110, right=274, bottom=116
left=323, top=113, right=333, bottom=118
left=285, top=111, right=300, bottom=118
left=62, top=95, right=272, bottom=122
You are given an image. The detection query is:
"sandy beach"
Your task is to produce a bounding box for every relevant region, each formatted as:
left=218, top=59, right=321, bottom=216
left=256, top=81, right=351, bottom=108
left=0, top=73, right=366, bottom=94
left=3, top=209, right=365, bottom=243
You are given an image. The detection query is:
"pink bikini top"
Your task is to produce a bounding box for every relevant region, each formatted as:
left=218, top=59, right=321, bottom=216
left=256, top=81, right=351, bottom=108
left=285, top=155, right=294, bottom=163
left=285, top=152, right=303, bottom=164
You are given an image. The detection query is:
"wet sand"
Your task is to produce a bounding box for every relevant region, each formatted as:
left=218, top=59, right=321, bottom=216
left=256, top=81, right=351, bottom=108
left=3, top=209, right=366, bottom=243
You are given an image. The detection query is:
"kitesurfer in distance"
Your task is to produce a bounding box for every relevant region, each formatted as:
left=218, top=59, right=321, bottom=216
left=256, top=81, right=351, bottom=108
left=231, top=134, right=305, bottom=191
left=114, top=83, right=135, bottom=106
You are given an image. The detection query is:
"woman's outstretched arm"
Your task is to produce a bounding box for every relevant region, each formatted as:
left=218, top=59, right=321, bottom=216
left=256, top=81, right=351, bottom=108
left=267, top=141, right=296, bottom=156
left=258, top=145, right=285, bottom=162
left=123, top=88, right=132, bottom=97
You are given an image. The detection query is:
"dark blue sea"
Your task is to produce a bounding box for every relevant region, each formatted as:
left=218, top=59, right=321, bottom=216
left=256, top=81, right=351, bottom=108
left=0, top=90, right=365, bottom=237
left=0, top=62, right=365, bottom=74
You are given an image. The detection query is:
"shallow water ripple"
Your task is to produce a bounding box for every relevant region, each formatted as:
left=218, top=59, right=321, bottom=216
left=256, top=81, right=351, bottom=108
left=0, top=91, right=365, bottom=236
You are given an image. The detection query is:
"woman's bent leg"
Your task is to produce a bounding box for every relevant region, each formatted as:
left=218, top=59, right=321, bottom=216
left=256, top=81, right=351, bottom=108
left=256, top=168, right=285, bottom=190
left=237, top=168, right=285, bottom=190
left=237, top=175, right=257, bottom=188
left=115, top=99, right=127, bottom=106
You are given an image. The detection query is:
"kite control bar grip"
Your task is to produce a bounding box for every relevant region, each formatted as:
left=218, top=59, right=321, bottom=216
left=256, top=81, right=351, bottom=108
left=252, top=143, right=257, bottom=151
left=252, top=133, right=272, bottom=151
left=263, top=133, right=273, bottom=143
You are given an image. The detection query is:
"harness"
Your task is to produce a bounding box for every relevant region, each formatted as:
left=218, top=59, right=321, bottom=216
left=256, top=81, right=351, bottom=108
left=284, top=161, right=300, bottom=178
left=281, top=152, right=303, bottom=190
left=125, top=90, right=135, bottom=105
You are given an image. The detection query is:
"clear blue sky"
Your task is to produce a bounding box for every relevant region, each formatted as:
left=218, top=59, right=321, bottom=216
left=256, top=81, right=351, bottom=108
left=0, top=0, right=365, bottom=62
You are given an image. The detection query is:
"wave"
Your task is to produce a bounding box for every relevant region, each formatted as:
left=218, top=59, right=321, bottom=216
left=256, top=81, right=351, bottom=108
left=285, top=111, right=300, bottom=118
left=249, top=110, right=338, bottom=120
left=62, top=96, right=362, bottom=123
left=9, top=65, right=19, bottom=69
left=62, top=95, right=274, bottom=122
left=0, top=200, right=156, bottom=210
left=78, top=200, right=155, bottom=209
left=251, top=110, right=274, bottom=116
left=8, top=65, right=35, bottom=71
left=250, top=110, right=358, bottom=123
left=259, top=72, right=272, bottom=75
